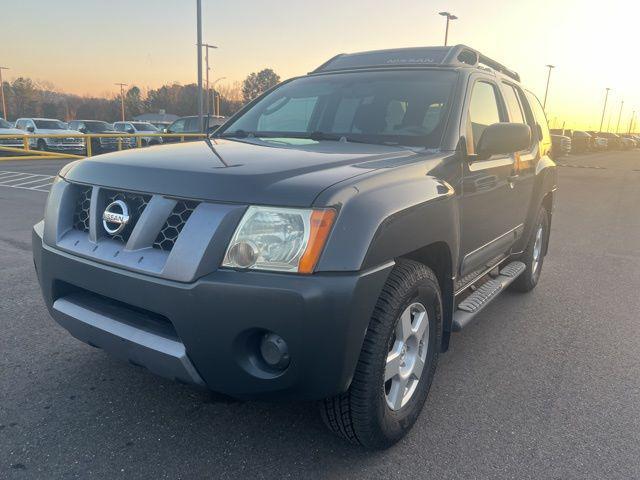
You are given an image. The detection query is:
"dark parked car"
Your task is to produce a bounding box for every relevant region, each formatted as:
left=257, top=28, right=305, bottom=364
left=596, top=132, right=623, bottom=150
left=587, top=131, right=608, bottom=150
left=68, top=120, right=129, bottom=154
left=163, top=115, right=226, bottom=142
left=33, top=45, right=557, bottom=449
left=571, top=130, right=593, bottom=153
left=551, top=134, right=571, bottom=157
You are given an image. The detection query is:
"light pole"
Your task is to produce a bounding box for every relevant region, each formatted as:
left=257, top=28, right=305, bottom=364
left=196, top=0, right=204, bottom=132
left=599, top=88, right=611, bottom=133
left=114, top=83, right=127, bottom=121
left=212, top=77, right=226, bottom=116
left=0, top=66, right=8, bottom=120
left=629, top=111, right=636, bottom=134
left=438, top=12, right=458, bottom=46
left=615, top=99, right=624, bottom=133
left=202, top=43, right=218, bottom=115
left=542, top=64, right=555, bottom=110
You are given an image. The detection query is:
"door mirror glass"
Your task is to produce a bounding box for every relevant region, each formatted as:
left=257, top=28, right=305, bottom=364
left=476, top=123, right=531, bottom=160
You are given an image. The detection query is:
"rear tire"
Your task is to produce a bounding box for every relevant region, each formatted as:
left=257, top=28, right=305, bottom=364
left=511, top=206, right=549, bottom=292
left=320, top=259, right=442, bottom=449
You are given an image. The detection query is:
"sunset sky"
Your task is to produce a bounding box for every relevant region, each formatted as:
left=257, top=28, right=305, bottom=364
left=2, top=0, right=638, bottom=130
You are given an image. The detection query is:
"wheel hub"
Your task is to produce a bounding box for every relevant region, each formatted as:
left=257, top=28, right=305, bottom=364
left=384, top=302, right=430, bottom=411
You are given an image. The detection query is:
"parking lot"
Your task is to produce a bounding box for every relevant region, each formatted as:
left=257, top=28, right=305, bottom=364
left=1, top=151, right=639, bottom=479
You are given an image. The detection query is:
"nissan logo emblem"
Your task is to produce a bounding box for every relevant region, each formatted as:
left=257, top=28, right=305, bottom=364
left=102, top=200, right=130, bottom=235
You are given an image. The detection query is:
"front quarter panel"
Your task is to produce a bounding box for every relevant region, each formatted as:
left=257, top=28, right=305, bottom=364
left=314, top=155, right=460, bottom=272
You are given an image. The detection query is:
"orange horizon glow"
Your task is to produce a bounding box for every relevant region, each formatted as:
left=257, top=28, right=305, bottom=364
left=2, top=0, right=639, bottom=131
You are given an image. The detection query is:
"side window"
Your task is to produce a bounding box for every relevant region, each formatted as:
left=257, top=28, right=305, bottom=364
left=184, top=117, right=200, bottom=132
left=468, top=81, right=502, bottom=150
left=502, top=84, right=526, bottom=124
left=170, top=119, right=186, bottom=133
left=525, top=91, right=551, bottom=145
left=114, top=123, right=124, bottom=132
left=15, top=120, right=25, bottom=130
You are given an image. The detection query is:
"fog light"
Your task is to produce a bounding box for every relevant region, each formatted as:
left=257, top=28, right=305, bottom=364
left=259, top=333, right=290, bottom=370
left=226, top=241, right=258, bottom=268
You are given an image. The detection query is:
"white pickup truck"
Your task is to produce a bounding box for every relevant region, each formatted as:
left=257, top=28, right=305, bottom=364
left=14, top=118, right=85, bottom=153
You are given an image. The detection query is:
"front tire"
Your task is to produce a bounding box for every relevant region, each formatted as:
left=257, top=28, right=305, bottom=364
left=320, top=260, right=442, bottom=449
left=511, top=206, right=549, bottom=292
left=37, top=139, right=47, bottom=151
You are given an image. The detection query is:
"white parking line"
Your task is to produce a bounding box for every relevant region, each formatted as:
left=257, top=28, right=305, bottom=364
left=0, top=171, right=55, bottom=193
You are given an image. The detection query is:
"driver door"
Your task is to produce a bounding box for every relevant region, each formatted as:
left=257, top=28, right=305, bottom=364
left=459, top=77, right=523, bottom=277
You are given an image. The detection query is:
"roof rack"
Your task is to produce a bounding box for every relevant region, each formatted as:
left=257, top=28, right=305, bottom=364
left=311, top=44, right=520, bottom=82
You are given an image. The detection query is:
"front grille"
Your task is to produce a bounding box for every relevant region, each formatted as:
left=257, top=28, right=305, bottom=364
left=153, top=200, right=198, bottom=251
left=103, top=190, right=151, bottom=243
left=72, top=186, right=92, bottom=232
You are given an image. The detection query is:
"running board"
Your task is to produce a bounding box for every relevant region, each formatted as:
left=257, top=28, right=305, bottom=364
left=452, top=261, right=526, bottom=331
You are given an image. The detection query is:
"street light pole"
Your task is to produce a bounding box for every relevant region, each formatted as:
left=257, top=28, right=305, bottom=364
left=542, top=64, right=555, bottom=110
left=114, top=83, right=127, bottom=121
left=599, top=88, right=611, bottom=133
left=196, top=0, right=204, bottom=132
left=629, top=111, right=636, bottom=134
left=615, top=99, right=624, bottom=134
left=0, top=66, right=9, bottom=120
left=202, top=43, right=218, bottom=115
left=438, top=12, right=458, bottom=46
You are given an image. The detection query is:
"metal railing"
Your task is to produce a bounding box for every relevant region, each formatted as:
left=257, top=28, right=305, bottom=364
left=0, top=133, right=208, bottom=161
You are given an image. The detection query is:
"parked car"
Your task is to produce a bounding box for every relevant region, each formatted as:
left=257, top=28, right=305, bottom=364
left=596, top=132, right=623, bottom=150
left=33, top=44, right=557, bottom=449
left=620, top=134, right=639, bottom=148
left=587, top=131, right=608, bottom=151
left=113, top=121, right=163, bottom=146
left=570, top=130, right=593, bottom=153
left=14, top=118, right=85, bottom=153
left=68, top=120, right=130, bottom=154
left=551, top=134, right=571, bottom=157
left=0, top=117, right=26, bottom=150
left=163, top=115, right=226, bottom=142
left=620, top=136, right=636, bottom=149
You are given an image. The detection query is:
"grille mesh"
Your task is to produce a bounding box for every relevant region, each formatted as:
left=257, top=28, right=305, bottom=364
left=153, top=200, right=198, bottom=251
left=72, top=186, right=92, bottom=232
left=103, top=190, right=151, bottom=242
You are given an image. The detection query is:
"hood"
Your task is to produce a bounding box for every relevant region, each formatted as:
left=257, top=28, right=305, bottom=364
left=0, top=127, right=24, bottom=134
left=36, top=128, right=82, bottom=136
left=63, top=138, right=425, bottom=206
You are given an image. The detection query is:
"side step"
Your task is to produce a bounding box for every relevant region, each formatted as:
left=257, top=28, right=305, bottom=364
left=452, top=261, right=526, bottom=331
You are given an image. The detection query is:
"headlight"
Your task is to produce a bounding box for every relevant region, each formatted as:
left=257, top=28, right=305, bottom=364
left=222, top=206, right=336, bottom=274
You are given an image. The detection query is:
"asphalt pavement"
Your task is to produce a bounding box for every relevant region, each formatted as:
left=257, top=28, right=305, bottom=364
left=1, top=152, right=639, bottom=479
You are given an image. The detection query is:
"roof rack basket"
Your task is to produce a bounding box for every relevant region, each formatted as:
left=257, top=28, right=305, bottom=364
left=443, top=45, right=520, bottom=82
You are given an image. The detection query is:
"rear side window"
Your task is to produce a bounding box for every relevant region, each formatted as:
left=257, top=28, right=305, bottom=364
left=468, top=81, right=502, bottom=149
left=502, top=84, right=526, bottom=124
left=525, top=91, right=551, bottom=145
left=184, top=117, right=200, bottom=132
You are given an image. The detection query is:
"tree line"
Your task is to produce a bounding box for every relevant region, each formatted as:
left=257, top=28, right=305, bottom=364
left=1, top=68, right=280, bottom=122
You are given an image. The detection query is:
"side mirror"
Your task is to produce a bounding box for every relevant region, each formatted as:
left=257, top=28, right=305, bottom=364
left=127, top=128, right=135, bottom=134
left=79, top=127, right=87, bottom=133
left=163, top=128, right=169, bottom=133
left=26, top=125, right=35, bottom=133
left=476, top=123, right=531, bottom=160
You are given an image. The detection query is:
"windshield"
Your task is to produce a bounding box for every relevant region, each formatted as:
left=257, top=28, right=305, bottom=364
left=132, top=122, right=158, bottom=132
left=34, top=120, right=67, bottom=129
left=0, top=119, right=13, bottom=128
left=219, top=70, right=457, bottom=147
left=84, top=121, right=114, bottom=132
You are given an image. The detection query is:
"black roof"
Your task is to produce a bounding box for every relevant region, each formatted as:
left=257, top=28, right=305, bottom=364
left=312, top=45, right=520, bottom=82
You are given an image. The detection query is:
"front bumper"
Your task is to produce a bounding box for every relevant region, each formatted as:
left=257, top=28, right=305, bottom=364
left=33, top=223, right=392, bottom=400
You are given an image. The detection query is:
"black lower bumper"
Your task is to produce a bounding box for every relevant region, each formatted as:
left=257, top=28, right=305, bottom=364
left=33, top=224, right=393, bottom=400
